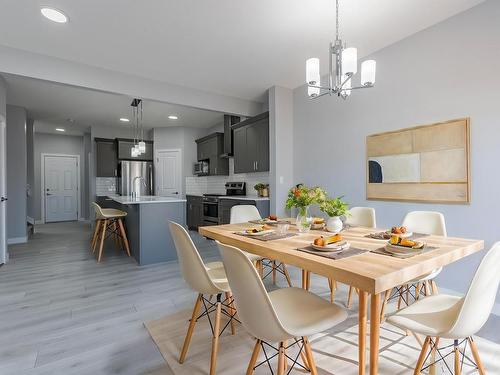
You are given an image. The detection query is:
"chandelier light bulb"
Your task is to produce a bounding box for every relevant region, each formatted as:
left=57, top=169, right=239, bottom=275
left=306, top=58, right=320, bottom=85
left=138, top=141, right=146, bottom=153
left=342, top=47, right=358, bottom=75
left=361, top=60, right=376, bottom=86
left=131, top=147, right=139, bottom=157
left=308, top=85, right=320, bottom=98
left=342, top=75, right=351, bottom=97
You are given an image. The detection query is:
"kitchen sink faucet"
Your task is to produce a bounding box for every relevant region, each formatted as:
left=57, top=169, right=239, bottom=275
left=132, top=176, right=147, bottom=198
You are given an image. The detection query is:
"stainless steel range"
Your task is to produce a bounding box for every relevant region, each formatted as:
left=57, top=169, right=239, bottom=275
left=202, top=182, right=246, bottom=226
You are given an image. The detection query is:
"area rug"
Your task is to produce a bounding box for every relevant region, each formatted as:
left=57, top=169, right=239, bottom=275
left=145, top=308, right=500, bottom=374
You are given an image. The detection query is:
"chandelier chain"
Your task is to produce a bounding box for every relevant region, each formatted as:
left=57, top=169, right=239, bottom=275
left=335, top=0, right=340, bottom=41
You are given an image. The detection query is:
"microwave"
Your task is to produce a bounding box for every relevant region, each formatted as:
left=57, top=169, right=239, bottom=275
left=194, top=161, right=209, bottom=175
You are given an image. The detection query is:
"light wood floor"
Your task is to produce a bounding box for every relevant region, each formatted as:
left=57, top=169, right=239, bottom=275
left=1, top=221, right=498, bottom=374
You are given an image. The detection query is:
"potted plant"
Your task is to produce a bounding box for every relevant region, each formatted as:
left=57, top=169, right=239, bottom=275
left=285, top=184, right=326, bottom=233
left=320, top=196, right=349, bottom=233
left=254, top=183, right=269, bottom=197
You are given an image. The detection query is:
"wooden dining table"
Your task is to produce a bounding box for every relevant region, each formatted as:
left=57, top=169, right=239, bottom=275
left=199, top=222, right=484, bottom=375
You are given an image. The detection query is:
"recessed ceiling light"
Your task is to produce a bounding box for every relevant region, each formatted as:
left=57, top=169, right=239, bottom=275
left=55, top=128, right=65, bottom=132
left=120, top=118, right=130, bottom=122
left=41, top=7, right=69, bottom=23
left=168, top=115, right=178, bottom=120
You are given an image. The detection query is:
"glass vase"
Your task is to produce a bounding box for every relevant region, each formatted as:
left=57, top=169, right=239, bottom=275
left=296, top=206, right=313, bottom=233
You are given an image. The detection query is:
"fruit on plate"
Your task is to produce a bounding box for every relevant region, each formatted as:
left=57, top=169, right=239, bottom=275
left=246, top=226, right=265, bottom=234
left=389, top=235, right=424, bottom=249
left=313, top=234, right=343, bottom=247
left=268, top=215, right=278, bottom=221
left=262, top=224, right=274, bottom=230
left=313, top=217, right=325, bottom=225
left=391, top=226, right=407, bottom=234
left=389, top=235, right=400, bottom=245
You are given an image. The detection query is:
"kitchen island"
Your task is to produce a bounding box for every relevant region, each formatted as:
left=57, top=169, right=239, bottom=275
left=99, top=196, right=186, bottom=265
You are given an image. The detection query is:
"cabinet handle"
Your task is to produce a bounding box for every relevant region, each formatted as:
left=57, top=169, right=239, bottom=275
left=215, top=167, right=217, bottom=174
left=256, top=161, right=258, bottom=171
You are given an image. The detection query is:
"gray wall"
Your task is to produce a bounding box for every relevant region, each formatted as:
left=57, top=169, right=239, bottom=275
left=292, top=0, right=500, bottom=302
left=33, top=132, right=86, bottom=221
left=6, top=105, right=27, bottom=241
left=269, top=86, right=294, bottom=216
left=26, top=119, right=35, bottom=221
left=0, top=75, right=5, bottom=119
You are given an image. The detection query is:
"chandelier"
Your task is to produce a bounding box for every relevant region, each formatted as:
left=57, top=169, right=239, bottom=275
left=306, top=0, right=376, bottom=99
left=130, top=98, right=146, bottom=157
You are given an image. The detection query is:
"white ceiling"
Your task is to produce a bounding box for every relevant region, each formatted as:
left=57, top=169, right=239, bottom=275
left=0, top=0, right=486, bottom=102
left=4, top=73, right=225, bottom=134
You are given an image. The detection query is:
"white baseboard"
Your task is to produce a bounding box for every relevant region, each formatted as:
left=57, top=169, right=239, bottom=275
left=440, top=287, right=500, bottom=317
left=27, top=216, right=35, bottom=225
left=35, top=219, right=44, bottom=225
left=7, top=236, right=28, bottom=245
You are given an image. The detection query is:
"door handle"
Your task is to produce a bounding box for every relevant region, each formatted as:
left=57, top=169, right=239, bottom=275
left=46, top=193, right=53, bottom=196
left=0, top=197, right=7, bottom=202
left=174, top=192, right=179, bottom=195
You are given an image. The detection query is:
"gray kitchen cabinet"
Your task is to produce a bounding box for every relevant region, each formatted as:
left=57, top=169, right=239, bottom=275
left=218, top=198, right=270, bottom=225
left=95, top=138, right=118, bottom=177
left=232, top=112, right=269, bottom=173
left=116, top=138, right=153, bottom=161
left=186, top=195, right=203, bottom=229
left=195, top=133, right=228, bottom=175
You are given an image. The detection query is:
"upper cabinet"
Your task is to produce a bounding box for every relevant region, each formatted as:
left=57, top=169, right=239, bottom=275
left=195, top=132, right=229, bottom=176
left=233, top=111, right=269, bottom=173
left=116, top=138, right=153, bottom=161
left=95, top=138, right=118, bottom=177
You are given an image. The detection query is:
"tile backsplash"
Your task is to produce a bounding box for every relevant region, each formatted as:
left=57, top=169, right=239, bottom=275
left=96, top=177, right=118, bottom=196
left=186, top=159, right=269, bottom=196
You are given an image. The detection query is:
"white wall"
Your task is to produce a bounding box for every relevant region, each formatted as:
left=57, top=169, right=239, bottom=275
left=26, top=118, right=34, bottom=221
left=6, top=105, right=27, bottom=242
left=33, top=131, right=86, bottom=222
left=292, top=0, right=500, bottom=298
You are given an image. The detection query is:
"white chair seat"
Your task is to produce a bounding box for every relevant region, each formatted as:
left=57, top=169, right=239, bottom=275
left=269, top=287, right=348, bottom=338
left=205, top=265, right=230, bottom=292
left=244, top=252, right=264, bottom=262
left=410, top=267, right=443, bottom=283
left=387, top=294, right=463, bottom=338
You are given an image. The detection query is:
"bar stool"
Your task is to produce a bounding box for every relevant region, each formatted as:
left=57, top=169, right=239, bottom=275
left=91, top=202, right=131, bottom=262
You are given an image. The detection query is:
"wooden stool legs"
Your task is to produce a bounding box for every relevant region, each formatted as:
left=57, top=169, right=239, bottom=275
left=93, top=217, right=131, bottom=262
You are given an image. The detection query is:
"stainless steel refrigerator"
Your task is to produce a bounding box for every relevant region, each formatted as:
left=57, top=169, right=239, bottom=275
left=118, top=161, right=154, bottom=196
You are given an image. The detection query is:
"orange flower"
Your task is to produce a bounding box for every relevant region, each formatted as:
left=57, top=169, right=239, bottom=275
left=293, top=189, right=301, bottom=198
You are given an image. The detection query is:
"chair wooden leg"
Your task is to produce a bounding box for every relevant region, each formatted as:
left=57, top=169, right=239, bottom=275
left=468, top=337, right=486, bottom=375
left=303, top=337, right=318, bottom=375
left=414, top=336, right=431, bottom=375
left=380, top=289, right=391, bottom=323
left=179, top=294, right=203, bottom=363
left=91, top=219, right=101, bottom=252
left=299, top=338, right=310, bottom=371
left=209, top=298, right=222, bottom=375
left=415, top=283, right=422, bottom=300
left=301, top=269, right=310, bottom=290
left=246, top=339, right=261, bottom=375
left=255, top=260, right=263, bottom=278
left=117, top=218, right=131, bottom=257
left=425, top=281, right=432, bottom=296
left=277, top=342, right=285, bottom=375
left=225, top=291, right=236, bottom=335
left=328, top=278, right=336, bottom=303
left=347, top=286, right=355, bottom=308
left=272, top=261, right=277, bottom=284
left=429, top=337, right=440, bottom=375
left=97, top=219, right=107, bottom=262
left=431, top=280, right=439, bottom=295
left=454, top=341, right=461, bottom=375
left=281, top=263, right=293, bottom=287
left=397, top=286, right=404, bottom=310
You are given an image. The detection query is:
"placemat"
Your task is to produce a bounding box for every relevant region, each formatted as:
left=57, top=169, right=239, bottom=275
left=235, top=232, right=298, bottom=241
left=365, top=232, right=430, bottom=240
left=371, top=245, right=438, bottom=259
left=296, top=246, right=369, bottom=260
left=248, top=219, right=291, bottom=225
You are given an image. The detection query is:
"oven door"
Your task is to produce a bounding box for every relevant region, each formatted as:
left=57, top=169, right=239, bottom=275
left=203, top=201, right=219, bottom=225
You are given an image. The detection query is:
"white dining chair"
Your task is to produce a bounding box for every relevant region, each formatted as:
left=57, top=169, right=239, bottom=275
left=217, top=241, right=348, bottom=375
left=387, top=242, right=500, bottom=375
left=380, top=211, right=447, bottom=322
left=169, top=221, right=237, bottom=375
left=230, top=205, right=292, bottom=287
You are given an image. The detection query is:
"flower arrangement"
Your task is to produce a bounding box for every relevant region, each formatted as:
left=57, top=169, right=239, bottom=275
left=285, top=184, right=326, bottom=216
left=319, top=196, right=350, bottom=218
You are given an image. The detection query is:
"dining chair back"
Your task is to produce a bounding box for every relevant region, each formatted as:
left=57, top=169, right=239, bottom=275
left=230, top=205, right=261, bottom=224
left=448, top=242, right=500, bottom=338
left=402, top=211, right=447, bottom=236
left=92, top=202, right=105, bottom=219
left=217, top=241, right=289, bottom=343
left=346, top=207, right=376, bottom=228
left=169, top=221, right=222, bottom=295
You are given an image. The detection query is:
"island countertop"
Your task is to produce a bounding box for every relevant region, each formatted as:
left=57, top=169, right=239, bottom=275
left=111, top=195, right=187, bottom=205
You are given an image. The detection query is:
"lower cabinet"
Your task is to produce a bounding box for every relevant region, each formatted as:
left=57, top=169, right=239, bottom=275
left=218, top=199, right=270, bottom=224
left=186, top=195, right=203, bottom=230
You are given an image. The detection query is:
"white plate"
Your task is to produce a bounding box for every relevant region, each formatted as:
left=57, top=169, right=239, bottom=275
left=311, top=240, right=350, bottom=252
left=238, top=229, right=275, bottom=236
left=385, top=243, right=423, bottom=255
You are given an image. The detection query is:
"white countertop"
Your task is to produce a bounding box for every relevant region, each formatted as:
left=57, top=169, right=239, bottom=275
left=218, top=195, right=270, bottom=201
left=111, top=196, right=187, bottom=204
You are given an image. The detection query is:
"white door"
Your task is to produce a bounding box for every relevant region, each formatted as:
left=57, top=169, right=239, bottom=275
left=155, top=149, right=182, bottom=197
left=44, top=156, right=78, bottom=222
left=0, top=116, right=7, bottom=264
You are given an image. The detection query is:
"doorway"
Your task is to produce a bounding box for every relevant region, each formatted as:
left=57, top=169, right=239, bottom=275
left=0, top=115, right=7, bottom=264
left=41, top=154, right=80, bottom=223
left=155, top=149, right=182, bottom=197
